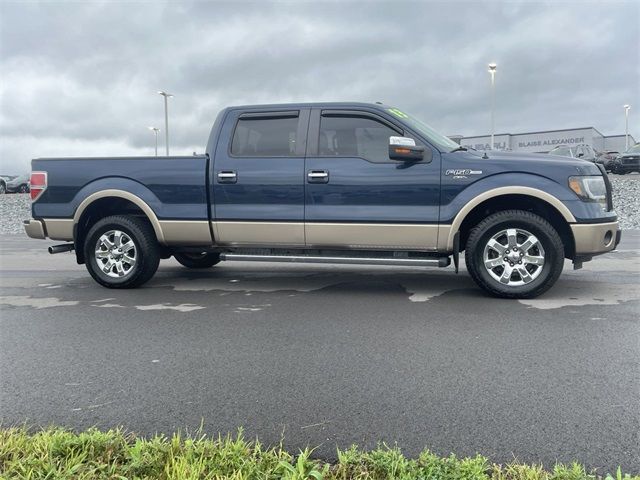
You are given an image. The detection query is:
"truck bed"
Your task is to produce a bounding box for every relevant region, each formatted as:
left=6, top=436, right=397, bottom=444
left=31, top=155, right=209, bottom=221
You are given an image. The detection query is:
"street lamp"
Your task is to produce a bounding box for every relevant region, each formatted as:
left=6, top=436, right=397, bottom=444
left=488, top=63, right=497, bottom=150
left=148, top=126, right=160, bottom=156
left=624, top=104, right=631, bottom=150
left=158, top=91, right=173, bottom=155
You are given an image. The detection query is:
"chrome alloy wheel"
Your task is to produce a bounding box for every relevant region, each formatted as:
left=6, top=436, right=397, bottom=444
left=482, top=228, right=545, bottom=286
left=95, top=230, right=137, bottom=278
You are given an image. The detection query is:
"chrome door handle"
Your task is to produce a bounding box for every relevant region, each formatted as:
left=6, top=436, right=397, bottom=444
left=217, top=171, right=237, bottom=183
left=307, top=170, right=329, bottom=183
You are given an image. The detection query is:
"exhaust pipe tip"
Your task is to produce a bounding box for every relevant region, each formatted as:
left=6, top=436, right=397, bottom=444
left=48, top=244, right=75, bottom=254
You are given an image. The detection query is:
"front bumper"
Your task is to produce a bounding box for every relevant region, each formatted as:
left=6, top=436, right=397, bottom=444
left=23, top=219, right=46, bottom=239
left=570, top=221, right=620, bottom=256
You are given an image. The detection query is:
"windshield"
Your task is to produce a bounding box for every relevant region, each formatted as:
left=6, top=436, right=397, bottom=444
left=386, top=107, right=460, bottom=151
left=626, top=144, right=640, bottom=154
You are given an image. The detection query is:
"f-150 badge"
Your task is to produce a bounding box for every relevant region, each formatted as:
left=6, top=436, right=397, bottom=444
left=445, top=169, right=483, bottom=178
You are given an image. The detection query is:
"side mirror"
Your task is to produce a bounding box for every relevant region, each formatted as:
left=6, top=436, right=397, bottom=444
left=577, top=152, right=584, bottom=158
left=389, top=136, right=425, bottom=161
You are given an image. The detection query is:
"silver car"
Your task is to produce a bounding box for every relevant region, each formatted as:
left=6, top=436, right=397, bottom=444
left=5, top=173, right=30, bottom=193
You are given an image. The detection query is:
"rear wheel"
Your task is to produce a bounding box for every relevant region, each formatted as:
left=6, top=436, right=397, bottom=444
left=465, top=210, right=564, bottom=299
left=18, top=184, right=29, bottom=193
left=174, top=252, right=220, bottom=269
left=84, top=215, right=160, bottom=288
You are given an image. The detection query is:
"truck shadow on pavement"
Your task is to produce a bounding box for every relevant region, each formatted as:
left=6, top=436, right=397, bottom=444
left=147, top=263, right=639, bottom=311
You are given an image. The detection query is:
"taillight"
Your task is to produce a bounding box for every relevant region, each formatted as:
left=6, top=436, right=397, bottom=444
left=30, top=171, right=47, bottom=202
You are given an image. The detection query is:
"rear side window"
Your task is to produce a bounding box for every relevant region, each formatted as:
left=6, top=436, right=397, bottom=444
left=319, top=115, right=402, bottom=163
left=231, top=116, right=299, bottom=156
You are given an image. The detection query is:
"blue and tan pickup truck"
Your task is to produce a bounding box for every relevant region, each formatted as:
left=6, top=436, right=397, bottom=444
left=24, top=102, right=620, bottom=298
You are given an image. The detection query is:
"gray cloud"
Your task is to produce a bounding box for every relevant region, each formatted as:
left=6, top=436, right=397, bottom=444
left=1, top=0, right=638, bottom=173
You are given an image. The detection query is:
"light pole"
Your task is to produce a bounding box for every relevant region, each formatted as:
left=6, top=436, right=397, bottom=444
left=148, top=126, right=160, bottom=156
left=624, top=104, right=631, bottom=150
left=488, top=63, right=497, bottom=150
left=158, top=91, right=173, bottom=155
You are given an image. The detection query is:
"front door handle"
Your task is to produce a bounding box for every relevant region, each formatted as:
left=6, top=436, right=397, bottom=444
left=217, top=171, right=237, bottom=184
left=307, top=170, right=329, bottom=183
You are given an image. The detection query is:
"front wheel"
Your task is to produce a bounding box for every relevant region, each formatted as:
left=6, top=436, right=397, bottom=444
left=174, top=252, right=220, bottom=269
left=465, top=210, right=564, bottom=299
left=84, top=215, right=160, bottom=288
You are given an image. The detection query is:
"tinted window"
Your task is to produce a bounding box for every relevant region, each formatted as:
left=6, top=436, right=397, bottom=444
left=231, top=116, right=299, bottom=156
left=319, top=115, right=401, bottom=162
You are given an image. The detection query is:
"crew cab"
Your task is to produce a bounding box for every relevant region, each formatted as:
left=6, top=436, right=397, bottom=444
left=24, top=102, right=621, bottom=298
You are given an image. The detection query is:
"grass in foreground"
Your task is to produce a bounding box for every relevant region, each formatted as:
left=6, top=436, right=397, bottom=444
left=0, top=427, right=637, bottom=480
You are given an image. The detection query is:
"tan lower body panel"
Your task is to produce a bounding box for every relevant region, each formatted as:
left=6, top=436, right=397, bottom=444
left=36, top=218, right=442, bottom=251
left=214, top=221, right=305, bottom=246
left=570, top=221, right=619, bottom=255
left=305, top=223, right=439, bottom=251
left=44, top=219, right=74, bottom=241
left=37, top=218, right=213, bottom=246
left=159, top=220, right=212, bottom=246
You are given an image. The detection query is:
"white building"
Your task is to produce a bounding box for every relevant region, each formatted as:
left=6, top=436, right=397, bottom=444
left=450, top=127, right=636, bottom=154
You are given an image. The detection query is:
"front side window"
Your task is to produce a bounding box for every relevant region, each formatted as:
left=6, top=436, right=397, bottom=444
left=386, top=107, right=459, bottom=152
left=231, top=116, right=299, bottom=156
left=319, top=115, right=402, bottom=163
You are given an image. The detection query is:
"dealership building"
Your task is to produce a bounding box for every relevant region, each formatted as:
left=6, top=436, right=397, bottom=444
left=449, top=127, right=636, bottom=154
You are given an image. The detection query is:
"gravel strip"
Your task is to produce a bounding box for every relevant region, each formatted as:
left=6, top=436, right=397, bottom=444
left=610, top=174, right=640, bottom=230
left=0, top=193, right=30, bottom=234
left=1, top=174, right=638, bottom=235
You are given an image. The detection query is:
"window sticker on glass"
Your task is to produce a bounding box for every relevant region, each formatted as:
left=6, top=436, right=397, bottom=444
left=387, top=108, right=409, bottom=119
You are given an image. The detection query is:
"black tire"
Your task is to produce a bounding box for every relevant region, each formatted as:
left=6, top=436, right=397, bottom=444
left=464, top=210, right=564, bottom=299
left=174, top=252, right=220, bottom=269
left=18, top=184, right=29, bottom=193
left=84, top=215, right=160, bottom=288
left=0, top=182, right=5, bottom=194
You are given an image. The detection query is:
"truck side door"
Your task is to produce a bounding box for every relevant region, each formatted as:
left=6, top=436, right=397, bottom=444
left=304, top=108, right=441, bottom=250
left=212, top=109, right=309, bottom=245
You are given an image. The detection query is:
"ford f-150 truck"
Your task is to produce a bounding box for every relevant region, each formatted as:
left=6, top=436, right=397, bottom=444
left=24, top=102, right=621, bottom=298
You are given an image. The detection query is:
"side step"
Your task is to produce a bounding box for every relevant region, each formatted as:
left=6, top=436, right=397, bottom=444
left=219, top=253, right=450, bottom=268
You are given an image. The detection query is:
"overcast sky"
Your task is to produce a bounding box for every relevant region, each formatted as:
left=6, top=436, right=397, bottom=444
left=1, top=0, right=638, bottom=172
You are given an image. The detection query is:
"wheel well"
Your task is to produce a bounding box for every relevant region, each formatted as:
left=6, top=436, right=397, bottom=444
left=74, top=197, right=154, bottom=264
left=457, top=194, right=575, bottom=259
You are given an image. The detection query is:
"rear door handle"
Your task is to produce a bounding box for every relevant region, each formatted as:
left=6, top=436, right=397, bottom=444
left=307, top=170, right=329, bottom=183
left=217, top=171, right=237, bottom=184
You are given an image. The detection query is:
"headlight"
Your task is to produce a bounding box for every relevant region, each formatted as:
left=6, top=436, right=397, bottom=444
left=568, top=176, right=607, bottom=210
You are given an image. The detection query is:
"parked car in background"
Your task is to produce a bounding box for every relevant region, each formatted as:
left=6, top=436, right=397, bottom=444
left=548, top=144, right=597, bottom=162
left=610, top=144, right=640, bottom=174
left=5, top=173, right=30, bottom=193
left=595, top=151, right=620, bottom=172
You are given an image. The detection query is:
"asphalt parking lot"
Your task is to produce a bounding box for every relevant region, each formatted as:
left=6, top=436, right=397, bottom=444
left=0, top=232, right=638, bottom=473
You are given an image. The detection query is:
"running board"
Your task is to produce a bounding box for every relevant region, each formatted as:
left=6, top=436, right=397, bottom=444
left=219, top=253, right=450, bottom=268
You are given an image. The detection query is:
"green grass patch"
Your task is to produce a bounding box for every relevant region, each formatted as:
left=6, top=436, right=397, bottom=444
left=0, top=426, right=637, bottom=479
